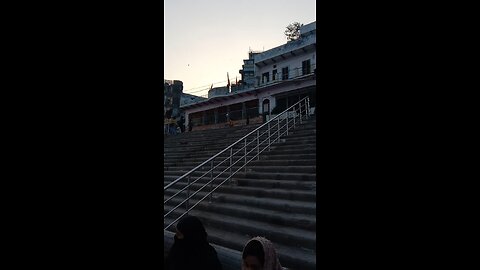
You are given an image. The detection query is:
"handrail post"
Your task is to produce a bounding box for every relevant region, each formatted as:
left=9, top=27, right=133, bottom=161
left=229, top=147, right=233, bottom=185
left=244, top=138, right=247, bottom=173
left=209, top=160, right=213, bottom=202
left=257, top=130, right=259, bottom=160
left=293, top=106, right=296, bottom=127
left=299, top=103, right=303, bottom=124
left=305, top=99, right=308, bottom=119
left=277, top=117, right=280, bottom=142
left=286, top=110, right=289, bottom=136
left=307, top=97, right=310, bottom=118
left=268, top=123, right=271, bottom=151
left=186, top=175, right=190, bottom=212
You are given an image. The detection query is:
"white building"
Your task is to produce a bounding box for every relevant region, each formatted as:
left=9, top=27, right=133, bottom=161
left=181, top=21, right=316, bottom=131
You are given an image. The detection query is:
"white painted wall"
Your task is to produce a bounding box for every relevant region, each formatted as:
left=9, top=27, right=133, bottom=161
left=256, top=79, right=316, bottom=114
left=255, top=51, right=316, bottom=85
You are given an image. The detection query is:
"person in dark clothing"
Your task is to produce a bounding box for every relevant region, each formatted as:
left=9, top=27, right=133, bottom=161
left=246, top=114, right=250, bottom=125
left=179, top=116, right=185, bottom=133
left=188, top=119, right=193, bottom=132
left=165, top=215, right=222, bottom=270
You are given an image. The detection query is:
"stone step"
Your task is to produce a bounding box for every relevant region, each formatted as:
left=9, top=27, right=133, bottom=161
left=234, top=178, right=316, bottom=191
left=165, top=189, right=315, bottom=215
left=164, top=131, right=261, bottom=146
left=235, top=171, right=316, bottom=181
left=164, top=184, right=315, bottom=202
left=164, top=220, right=316, bottom=270
left=164, top=138, right=243, bottom=149
left=164, top=164, right=315, bottom=175
left=164, top=143, right=231, bottom=150
left=274, top=138, right=316, bottom=146
left=164, top=168, right=317, bottom=183
left=282, top=130, right=316, bottom=138
left=249, top=159, right=317, bottom=166
left=262, top=153, right=316, bottom=160
left=270, top=144, right=316, bottom=152
left=266, top=149, right=316, bottom=156
left=164, top=213, right=316, bottom=269
left=164, top=210, right=315, bottom=250
left=247, top=165, right=316, bottom=174
left=164, top=200, right=315, bottom=231
left=164, top=151, right=233, bottom=159
left=164, top=124, right=261, bottom=137
left=166, top=155, right=252, bottom=164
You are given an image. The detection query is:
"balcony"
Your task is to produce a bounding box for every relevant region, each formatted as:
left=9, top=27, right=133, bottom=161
left=256, top=63, right=316, bottom=87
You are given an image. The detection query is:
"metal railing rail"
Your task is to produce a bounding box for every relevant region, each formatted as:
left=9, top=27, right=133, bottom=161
left=164, top=96, right=311, bottom=230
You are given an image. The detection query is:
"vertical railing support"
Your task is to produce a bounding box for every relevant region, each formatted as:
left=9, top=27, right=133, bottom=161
left=308, top=97, right=311, bottom=118
left=293, top=107, right=296, bottom=127
left=257, top=130, right=260, bottom=160
left=209, top=160, right=213, bottom=202
left=244, top=138, right=247, bottom=173
left=268, top=123, right=271, bottom=151
left=305, top=98, right=309, bottom=119
left=299, top=103, right=303, bottom=124
left=229, top=147, right=233, bottom=185
left=186, top=175, right=190, bottom=212
left=286, top=111, right=289, bottom=136
left=277, top=117, right=280, bottom=142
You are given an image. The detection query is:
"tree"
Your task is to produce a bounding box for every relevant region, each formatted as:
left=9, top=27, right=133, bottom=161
left=284, top=22, right=303, bottom=41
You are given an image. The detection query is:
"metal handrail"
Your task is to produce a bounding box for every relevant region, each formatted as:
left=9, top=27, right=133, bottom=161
left=164, top=96, right=311, bottom=230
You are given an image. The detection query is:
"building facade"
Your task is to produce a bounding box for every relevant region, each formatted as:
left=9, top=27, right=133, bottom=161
left=181, top=21, right=316, bottom=132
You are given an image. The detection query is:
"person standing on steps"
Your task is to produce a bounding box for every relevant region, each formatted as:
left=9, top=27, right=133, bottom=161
left=188, top=118, right=193, bottom=132
left=242, top=236, right=282, bottom=270
left=165, top=215, right=222, bottom=270
left=179, top=116, right=185, bottom=133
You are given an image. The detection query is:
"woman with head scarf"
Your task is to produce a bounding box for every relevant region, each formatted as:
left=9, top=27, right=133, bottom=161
left=165, top=215, right=222, bottom=270
left=242, top=236, right=282, bottom=270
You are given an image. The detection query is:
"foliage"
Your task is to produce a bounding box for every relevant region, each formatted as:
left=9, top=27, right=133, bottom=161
left=284, top=22, right=303, bottom=41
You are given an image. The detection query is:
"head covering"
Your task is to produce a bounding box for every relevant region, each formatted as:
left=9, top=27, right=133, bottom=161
left=176, top=215, right=208, bottom=246
left=166, top=215, right=222, bottom=270
left=243, top=236, right=282, bottom=270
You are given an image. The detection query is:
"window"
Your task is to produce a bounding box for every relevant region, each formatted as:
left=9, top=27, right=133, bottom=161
left=282, top=67, right=289, bottom=80
left=302, top=60, right=311, bottom=75
left=262, top=72, right=269, bottom=84
left=272, top=69, right=277, bottom=81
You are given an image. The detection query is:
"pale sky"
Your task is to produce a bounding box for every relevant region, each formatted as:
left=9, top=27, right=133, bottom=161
left=164, top=0, right=316, bottom=97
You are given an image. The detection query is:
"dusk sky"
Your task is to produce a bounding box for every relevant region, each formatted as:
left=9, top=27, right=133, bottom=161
left=164, top=0, right=316, bottom=97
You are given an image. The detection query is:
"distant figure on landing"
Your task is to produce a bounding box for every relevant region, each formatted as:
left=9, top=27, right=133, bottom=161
left=226, top=113, right=233, bottom=127
left=179, top=116, right=185, bottom=133
left=188, top=118, right=193, bottom=132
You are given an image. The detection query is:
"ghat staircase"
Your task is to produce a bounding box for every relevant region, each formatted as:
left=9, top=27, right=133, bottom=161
left=163, top=111, right=316, bottom=270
